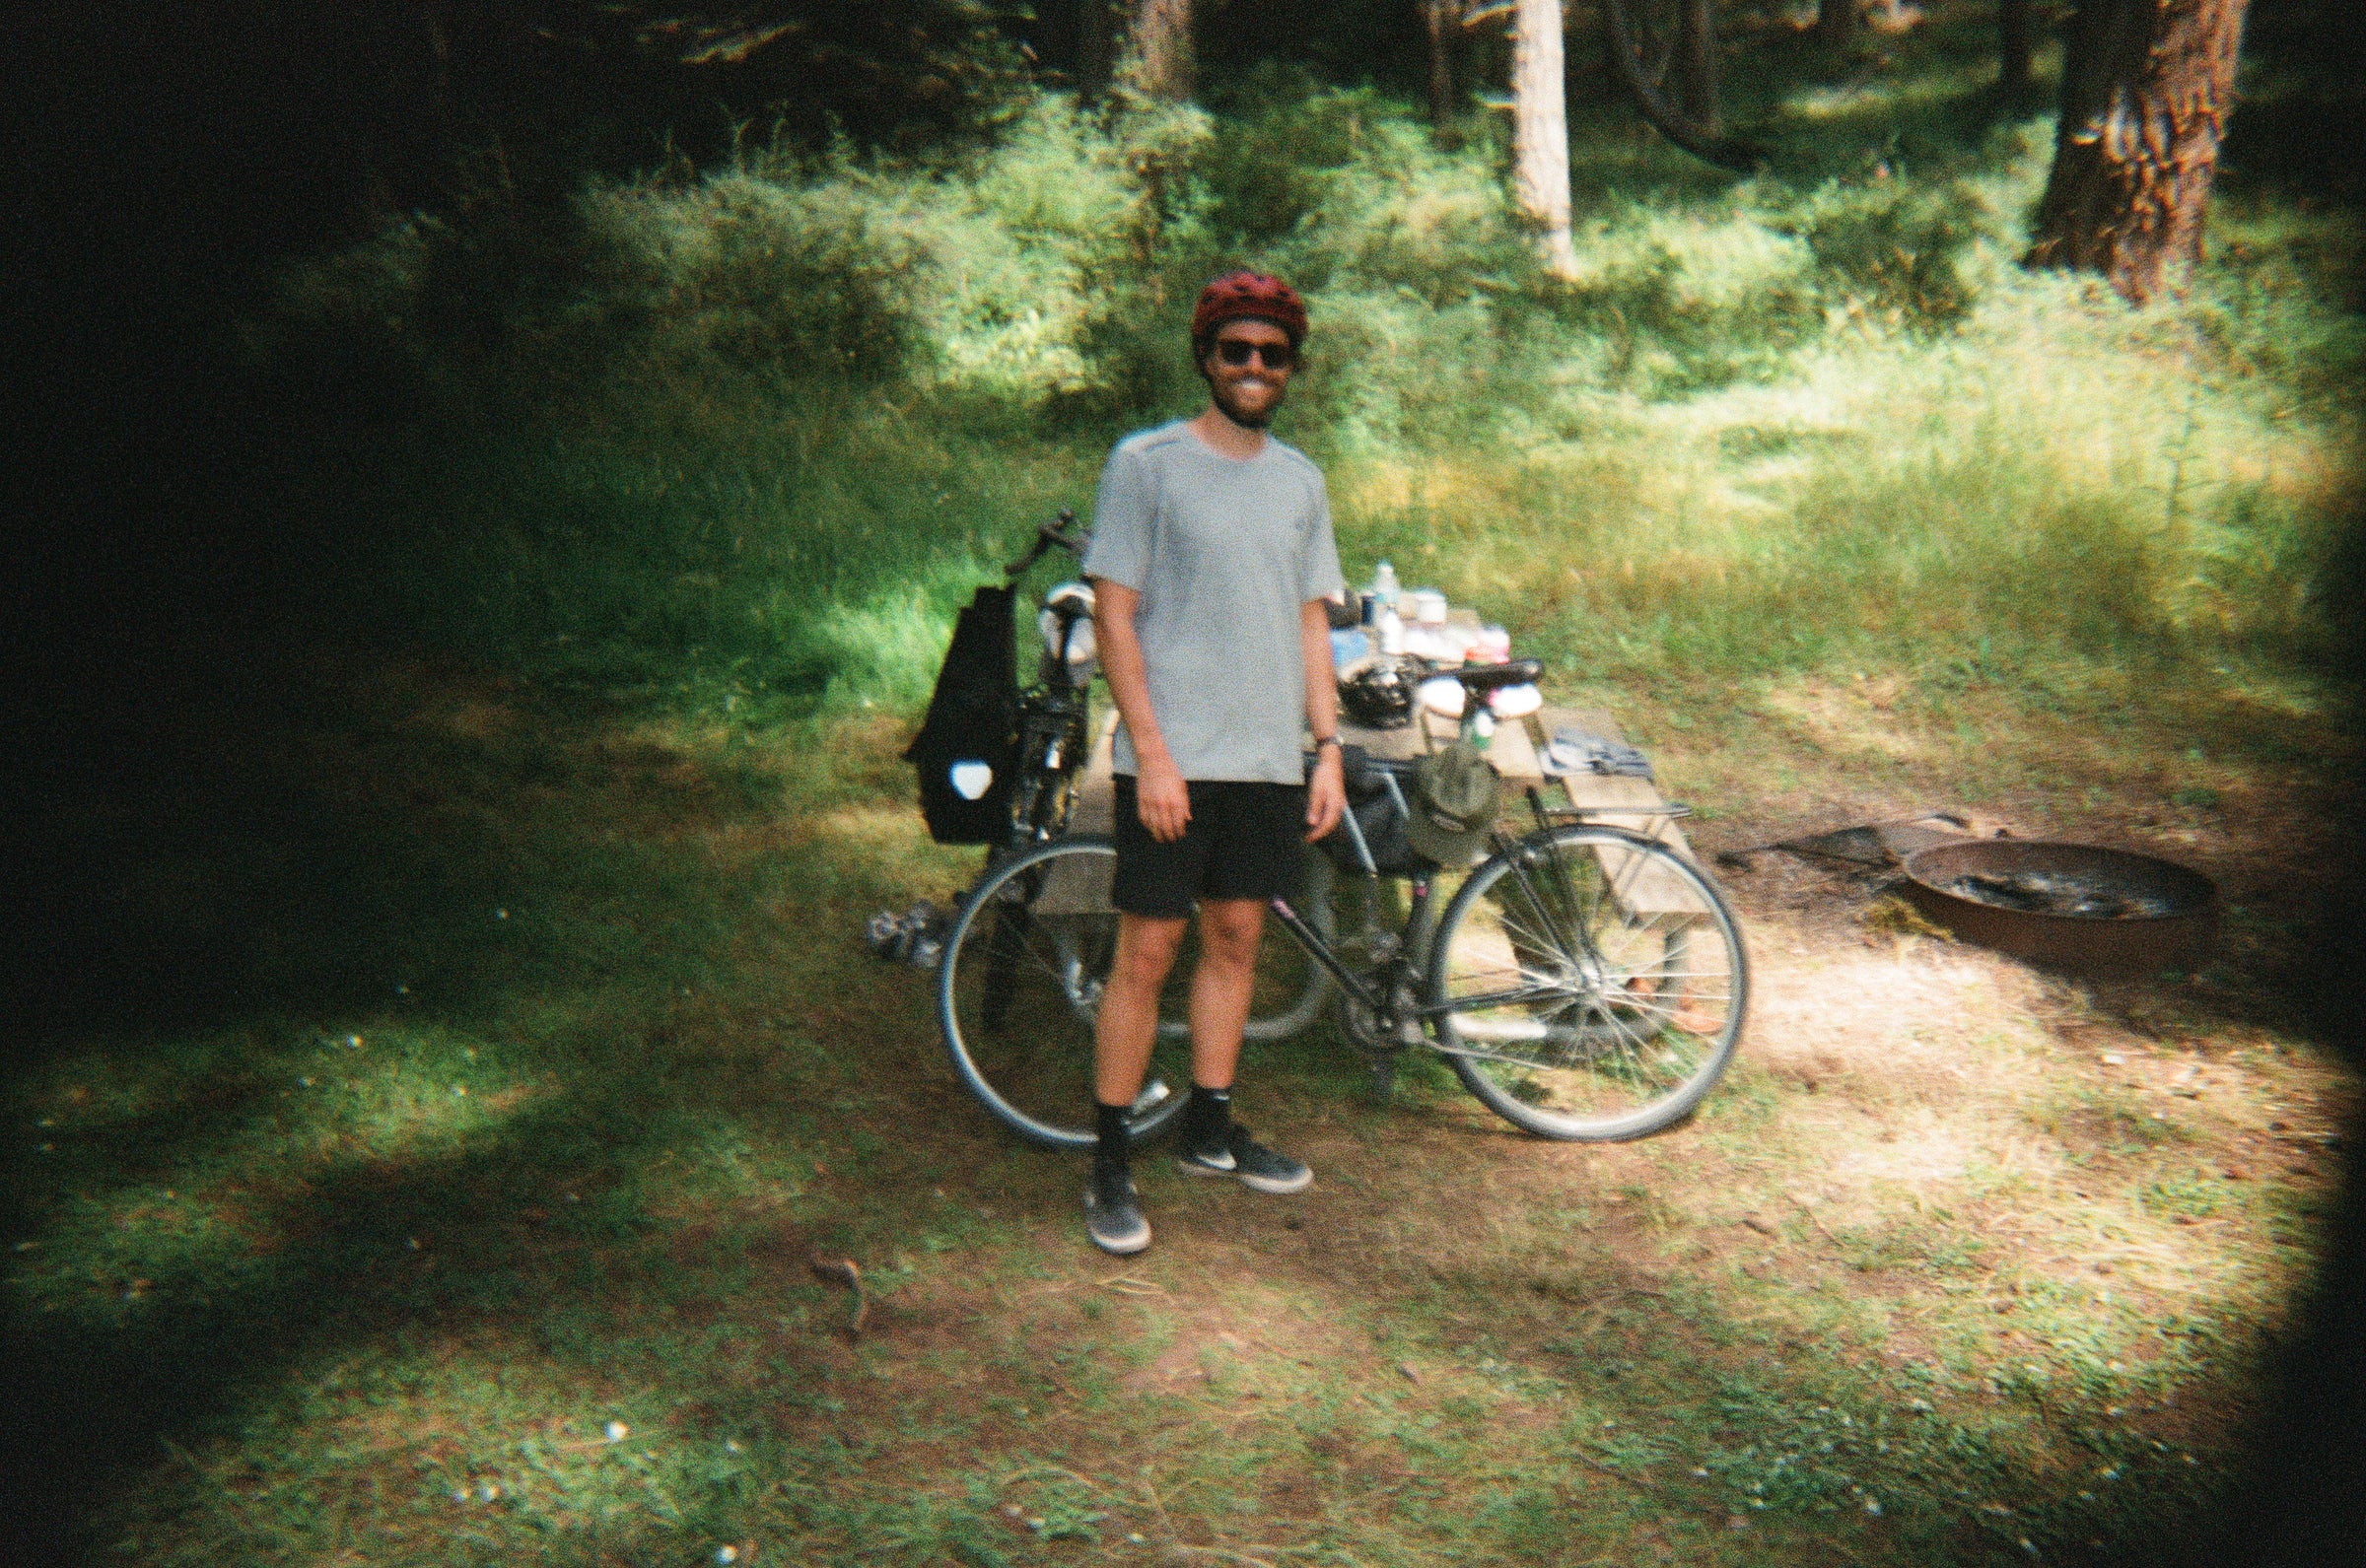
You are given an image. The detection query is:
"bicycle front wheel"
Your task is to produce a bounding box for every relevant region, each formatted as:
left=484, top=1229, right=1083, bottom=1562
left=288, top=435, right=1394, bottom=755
left=1428, top=824, right=1748, bottom=1140
left=939, top=838, right=1190, bottom=1149
left=939, top=837, right=1335, bottom=1148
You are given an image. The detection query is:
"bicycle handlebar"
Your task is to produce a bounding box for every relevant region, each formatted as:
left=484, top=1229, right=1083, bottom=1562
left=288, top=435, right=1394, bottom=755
left=1003, top=508, right=1089, bottom=580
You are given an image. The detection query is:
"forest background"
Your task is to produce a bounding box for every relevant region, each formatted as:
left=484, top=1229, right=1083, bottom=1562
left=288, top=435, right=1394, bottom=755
left=4, top=3, right=2364, bottom=1564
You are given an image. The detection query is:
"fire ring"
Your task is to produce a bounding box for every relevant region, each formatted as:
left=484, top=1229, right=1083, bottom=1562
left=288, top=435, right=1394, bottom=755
left=1899, top=840, right=2218, bottom=976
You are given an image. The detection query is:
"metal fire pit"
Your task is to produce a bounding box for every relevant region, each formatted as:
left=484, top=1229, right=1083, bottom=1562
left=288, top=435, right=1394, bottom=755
left=1900, top=840, right=2217, bottom=976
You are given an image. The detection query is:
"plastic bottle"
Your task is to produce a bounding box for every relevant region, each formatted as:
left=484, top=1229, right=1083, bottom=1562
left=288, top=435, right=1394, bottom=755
left=1375, top=603, right=1406, bottom=655
left=1370, top=560, right=1400, bottom=611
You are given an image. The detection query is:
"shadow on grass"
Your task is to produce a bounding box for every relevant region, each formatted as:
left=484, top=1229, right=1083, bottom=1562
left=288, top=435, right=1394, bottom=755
left=3, top=634, right=2359, bottom=1562
left=0, top=657, right=801, bottom=1558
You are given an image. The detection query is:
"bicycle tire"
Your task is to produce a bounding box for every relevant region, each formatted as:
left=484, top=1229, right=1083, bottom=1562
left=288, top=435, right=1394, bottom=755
left=938, top=837, right=1333, bottom=1148
left=1427, top=823, right=1748, bottom=1140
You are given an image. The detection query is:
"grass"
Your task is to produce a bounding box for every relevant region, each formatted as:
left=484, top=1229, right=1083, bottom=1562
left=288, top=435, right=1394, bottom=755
left=11, top=8, right=2364, bottom=1565
left=9, top=667, right=2352, bottom=1563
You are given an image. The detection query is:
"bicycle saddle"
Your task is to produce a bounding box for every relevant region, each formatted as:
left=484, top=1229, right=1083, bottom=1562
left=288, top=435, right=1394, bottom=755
left=1450, top=658, right=1543, bottom=693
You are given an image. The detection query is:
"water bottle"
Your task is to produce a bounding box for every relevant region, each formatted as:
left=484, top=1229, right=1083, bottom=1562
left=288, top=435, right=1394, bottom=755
left=1370, top=560, right=1399, bottom=611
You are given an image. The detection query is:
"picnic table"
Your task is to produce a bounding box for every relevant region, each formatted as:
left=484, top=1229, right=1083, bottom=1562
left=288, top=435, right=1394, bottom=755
left=1052, top=696, right=1702, bottom=921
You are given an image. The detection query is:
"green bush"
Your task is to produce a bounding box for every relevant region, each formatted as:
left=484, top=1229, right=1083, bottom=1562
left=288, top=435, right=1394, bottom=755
left=252, top=59, right=2362, bottom=716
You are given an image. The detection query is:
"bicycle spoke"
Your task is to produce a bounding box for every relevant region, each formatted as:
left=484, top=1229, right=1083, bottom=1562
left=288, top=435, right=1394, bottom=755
left=1429, top=823, right=1748, bottom=1140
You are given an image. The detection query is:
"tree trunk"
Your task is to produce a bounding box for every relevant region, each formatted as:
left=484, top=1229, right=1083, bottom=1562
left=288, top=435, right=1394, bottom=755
left=1126, top=0, right=1195, bottom=102
left=1999, top=0, right=2036, bottom=90
left=1512, top=0, right=1579, bottom=278
left=1676, top=0, right=1722, bottom=134
left=2025, top=0, right=2248, bottom=305
left=1078, top=0, right=1118, bottom=102
left=1817, top=0, right=1856, bottom=50
left=1424, top=1, right=1461, bottom=130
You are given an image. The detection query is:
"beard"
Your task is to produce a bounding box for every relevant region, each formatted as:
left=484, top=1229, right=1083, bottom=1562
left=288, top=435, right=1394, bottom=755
left=1204, top=370, right=1282, bottom=430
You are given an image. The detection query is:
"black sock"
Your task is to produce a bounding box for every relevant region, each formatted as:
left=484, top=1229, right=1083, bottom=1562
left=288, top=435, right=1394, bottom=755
left=1095, top=1101, right=1131, bottom=1173
left=1182, top=1084, right=1232, bottom=1152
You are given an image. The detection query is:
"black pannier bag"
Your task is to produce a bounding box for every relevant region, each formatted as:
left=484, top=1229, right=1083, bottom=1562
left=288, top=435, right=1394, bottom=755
left=904, top=584, right=1018, bottom=845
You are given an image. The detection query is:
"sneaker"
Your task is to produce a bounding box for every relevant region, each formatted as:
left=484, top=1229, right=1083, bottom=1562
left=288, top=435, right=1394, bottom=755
left=1084, top=1163, right=1150, bottom=1255
left=1176, top=1125, right=1312, bottom=1195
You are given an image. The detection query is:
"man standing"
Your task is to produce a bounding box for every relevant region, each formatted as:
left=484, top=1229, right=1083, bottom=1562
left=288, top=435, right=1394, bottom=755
left=1079, top=272, right=1349, bottom=1256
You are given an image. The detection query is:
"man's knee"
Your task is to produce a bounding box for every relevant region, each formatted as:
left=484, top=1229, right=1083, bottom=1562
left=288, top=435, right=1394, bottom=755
left=1198, top=900, right=1265, bottom=969
left=1112, top=916, right=1188, bottom=989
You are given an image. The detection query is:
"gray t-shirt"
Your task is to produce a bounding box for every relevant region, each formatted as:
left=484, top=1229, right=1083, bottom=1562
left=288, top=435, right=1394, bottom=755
left=1083, top=421, right=1347, bottom=784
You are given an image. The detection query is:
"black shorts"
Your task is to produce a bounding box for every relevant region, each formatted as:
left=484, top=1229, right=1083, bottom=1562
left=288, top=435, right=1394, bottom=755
left=1110, top=777, right=1308, bottom=920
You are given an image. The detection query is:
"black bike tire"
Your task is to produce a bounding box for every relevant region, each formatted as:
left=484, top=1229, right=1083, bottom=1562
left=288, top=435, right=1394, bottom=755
left=939, top=838, right=1180, bottom=1149
left=1428, top=823, right=1749, bottom=1140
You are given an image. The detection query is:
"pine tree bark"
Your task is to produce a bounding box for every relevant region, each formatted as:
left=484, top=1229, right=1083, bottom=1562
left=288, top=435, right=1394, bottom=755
left=1999, top=0, right=2036, bottom=91
left=1676, top=0, right=1722, bottom=134
left=1512, top=0, right=1579, bottom=278
left=1078, top=0, right=1118, bottom=102
left=1424, top=1, right=1461, bottom=130
left=1126, top=0, right=1195, bottom=102
left=1817, top=0, right=1856, bottom=50
left=2025, top=0, right=2248, bottom=305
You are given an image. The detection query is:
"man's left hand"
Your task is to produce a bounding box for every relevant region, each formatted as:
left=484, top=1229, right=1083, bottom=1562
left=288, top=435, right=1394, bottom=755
left=1304, top=748, right=1346, bottom=843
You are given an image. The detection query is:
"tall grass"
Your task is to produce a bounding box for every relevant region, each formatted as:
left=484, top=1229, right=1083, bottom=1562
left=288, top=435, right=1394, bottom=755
left=255, top=18, right=2362, bottom=725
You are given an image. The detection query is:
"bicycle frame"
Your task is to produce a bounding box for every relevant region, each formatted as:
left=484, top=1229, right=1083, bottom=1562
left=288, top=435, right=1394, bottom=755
left=1266, top=854, right=1548, bottom=1029
left=1267, top=781, right=1687, bottom=1036
left=994, top=511, right=1095, bottom=855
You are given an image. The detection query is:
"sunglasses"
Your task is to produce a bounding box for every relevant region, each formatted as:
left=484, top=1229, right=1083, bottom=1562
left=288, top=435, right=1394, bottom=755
left=1214, top=337, right=1295, bottom=370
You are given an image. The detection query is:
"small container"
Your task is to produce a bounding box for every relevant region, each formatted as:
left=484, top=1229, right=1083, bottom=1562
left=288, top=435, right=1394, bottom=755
left=1412, top=588, right=1448, bottom=626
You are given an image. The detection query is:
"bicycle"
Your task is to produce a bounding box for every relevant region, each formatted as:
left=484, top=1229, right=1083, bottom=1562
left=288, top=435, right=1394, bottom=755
left=935, top=608, right=1751, bottom=1149
left=960, top=511, right=1338, bottom=1016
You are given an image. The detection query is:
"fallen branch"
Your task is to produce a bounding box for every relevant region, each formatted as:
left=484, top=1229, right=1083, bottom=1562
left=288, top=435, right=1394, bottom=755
left=1571, top=1444, right=1672, bottom=1499
left=808, top=1253, right=868, bottom=1337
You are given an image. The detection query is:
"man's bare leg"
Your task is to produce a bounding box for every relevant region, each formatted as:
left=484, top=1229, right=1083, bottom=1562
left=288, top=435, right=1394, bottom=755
left=1186, top=898, right=1266, bottom=1090
left=1094, top=912, right=1188, bottom=1107
left=1085, top=911, right=1188, bottom=1255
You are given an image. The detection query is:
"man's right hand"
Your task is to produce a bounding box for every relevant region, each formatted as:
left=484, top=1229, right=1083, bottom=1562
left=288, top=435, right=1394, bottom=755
left=1136, top=756, right=1192, bottom=843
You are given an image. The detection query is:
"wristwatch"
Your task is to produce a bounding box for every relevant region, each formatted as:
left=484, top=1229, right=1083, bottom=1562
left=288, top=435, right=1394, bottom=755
left=1312, top=735, right=1341, bottom=752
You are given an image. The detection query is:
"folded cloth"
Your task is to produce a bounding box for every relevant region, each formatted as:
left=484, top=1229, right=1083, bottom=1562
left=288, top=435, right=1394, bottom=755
left=1543, top=728, right=1656, bottom=782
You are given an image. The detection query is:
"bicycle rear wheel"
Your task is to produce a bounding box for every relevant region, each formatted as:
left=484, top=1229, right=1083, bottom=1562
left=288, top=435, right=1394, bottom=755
left=937, top=837, right=1331, bottom=1149
left=1427, top=824, right=1747, bottom=1140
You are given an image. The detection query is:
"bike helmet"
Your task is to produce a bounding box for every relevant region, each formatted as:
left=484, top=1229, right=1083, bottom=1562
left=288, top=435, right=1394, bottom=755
left=1340, top=659, right=1415, bottom=729
left=1191, top=271, right=1309, bottom=360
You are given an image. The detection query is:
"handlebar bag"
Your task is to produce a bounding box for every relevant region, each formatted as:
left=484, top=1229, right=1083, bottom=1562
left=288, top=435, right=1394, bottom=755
left=904, top=584, right=1018, bottom=845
